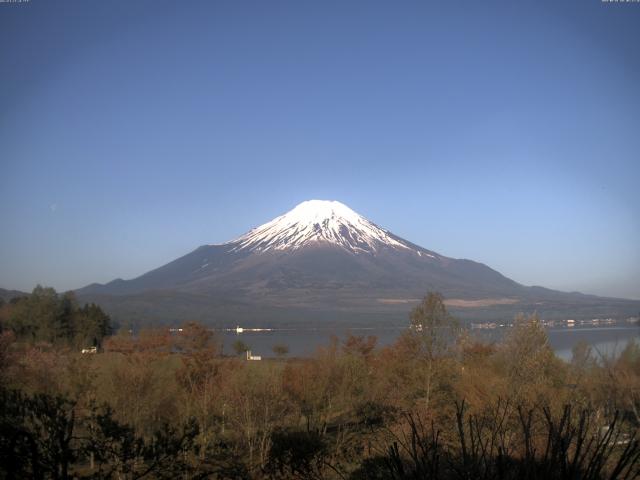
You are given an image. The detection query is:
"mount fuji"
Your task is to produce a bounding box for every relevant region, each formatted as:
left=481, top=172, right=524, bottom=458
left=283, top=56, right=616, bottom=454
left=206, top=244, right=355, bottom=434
left=77, top=200, right=640, bottom=326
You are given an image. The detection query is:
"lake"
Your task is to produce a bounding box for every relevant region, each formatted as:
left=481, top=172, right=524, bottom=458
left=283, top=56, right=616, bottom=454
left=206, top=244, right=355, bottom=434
left=217, top=323, right=640, bottom=361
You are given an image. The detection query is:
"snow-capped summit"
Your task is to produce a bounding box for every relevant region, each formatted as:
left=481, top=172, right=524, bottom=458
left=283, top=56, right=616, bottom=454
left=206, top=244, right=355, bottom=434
left=228, top=200, right=413, bottom=254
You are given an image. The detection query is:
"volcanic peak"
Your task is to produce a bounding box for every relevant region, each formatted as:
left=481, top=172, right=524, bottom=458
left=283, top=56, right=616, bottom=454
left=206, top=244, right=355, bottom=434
left=227, top=200, right=413, bottom=254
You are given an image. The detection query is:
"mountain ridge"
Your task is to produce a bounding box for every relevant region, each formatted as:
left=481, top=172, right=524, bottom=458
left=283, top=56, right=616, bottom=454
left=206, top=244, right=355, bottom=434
left=76, top=200, right=640, bottom=325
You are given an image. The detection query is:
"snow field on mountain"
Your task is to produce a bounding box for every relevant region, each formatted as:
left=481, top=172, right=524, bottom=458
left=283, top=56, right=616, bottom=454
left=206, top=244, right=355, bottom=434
left=228, top=200, right=414, bottom=254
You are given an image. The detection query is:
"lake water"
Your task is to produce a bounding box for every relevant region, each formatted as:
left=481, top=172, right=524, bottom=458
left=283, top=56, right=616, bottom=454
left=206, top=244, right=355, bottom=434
left=546, top=326, right=640, bottom=360
left=218, top=323, right=640, bottom=361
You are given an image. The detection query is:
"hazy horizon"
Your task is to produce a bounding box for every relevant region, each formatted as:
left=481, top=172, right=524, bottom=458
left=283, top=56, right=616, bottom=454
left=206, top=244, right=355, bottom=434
left=1, top=1, right=639, bottom=300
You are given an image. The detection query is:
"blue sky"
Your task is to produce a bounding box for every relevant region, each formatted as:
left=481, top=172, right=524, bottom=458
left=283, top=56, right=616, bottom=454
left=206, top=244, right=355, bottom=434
left=1, top=0, right=639, bottom=299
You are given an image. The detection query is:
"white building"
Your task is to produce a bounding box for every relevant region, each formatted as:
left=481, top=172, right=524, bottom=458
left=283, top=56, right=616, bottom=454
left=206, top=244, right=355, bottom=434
left=246, top=350, right=261, bottom=361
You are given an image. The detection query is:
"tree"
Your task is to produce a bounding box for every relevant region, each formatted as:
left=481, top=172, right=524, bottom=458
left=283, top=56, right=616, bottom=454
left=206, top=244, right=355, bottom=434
left=282, top=338, right=343, bottom=434
left=272, top=344, right=290, bottom=358
left=409, top=292, right=459, bottom=355
left=86, top=405, right=200, bottom=479
left=0, top=387, right=201, bottom=479
left=136, top=328, right=172, bottom=354
left=342, top=334, right=377, bottom=358
left=175, top=322, right=222, bottom=454
left=497, top=313, right=564, bottom=405
left=2, top=287, right=111, bottom=348
left=233, top=340, right=250, bottom=356
left=265, top=429, right=328, bottom=479
left=103, top=327, right=136, bottom=354
left=408, top=292, right=460, bottom=409
left=0, top=388, right=78, bottom=479
left=0, top=331, right=16, bottom=385
left=55, top=292, right=77, bottom=344
left=6, top=286, right=59, bottom=343
left=225, top=365, right=290, bottom=471
left=600, top=340, right=640, bottom=424
left=73, top=303, right=112, bottom=348
left=103, top=343, right=178, bottom=438
left=174, top=321, right=218, bottom=356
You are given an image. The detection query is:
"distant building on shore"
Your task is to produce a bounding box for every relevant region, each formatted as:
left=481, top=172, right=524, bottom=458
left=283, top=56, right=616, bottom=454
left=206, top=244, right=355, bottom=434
left=246, top=350, right=261, bottom=361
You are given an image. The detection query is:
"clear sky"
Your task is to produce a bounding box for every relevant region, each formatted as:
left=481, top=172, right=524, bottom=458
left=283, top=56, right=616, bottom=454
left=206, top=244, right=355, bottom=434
left=1, top=0, right=639, bottom=299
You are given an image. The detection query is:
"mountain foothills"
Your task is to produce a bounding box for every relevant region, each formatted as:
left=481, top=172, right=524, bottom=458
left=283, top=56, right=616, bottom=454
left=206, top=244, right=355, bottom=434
left=77, top=200, right=639, bottom=326
left=0, top=288, right=27, bottom=303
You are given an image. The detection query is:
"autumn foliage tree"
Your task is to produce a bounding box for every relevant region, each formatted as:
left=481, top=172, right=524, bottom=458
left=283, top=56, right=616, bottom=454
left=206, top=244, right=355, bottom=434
left=2, top=290, right=640, bottom=478
left=407, top=292, right=460, bottom=410
left=175, top=322, right=223, bottom=454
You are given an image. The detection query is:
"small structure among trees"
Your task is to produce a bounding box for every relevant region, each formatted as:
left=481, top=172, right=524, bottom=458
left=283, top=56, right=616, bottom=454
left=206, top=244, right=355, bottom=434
left=246, top=350, right=261, bottom=361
